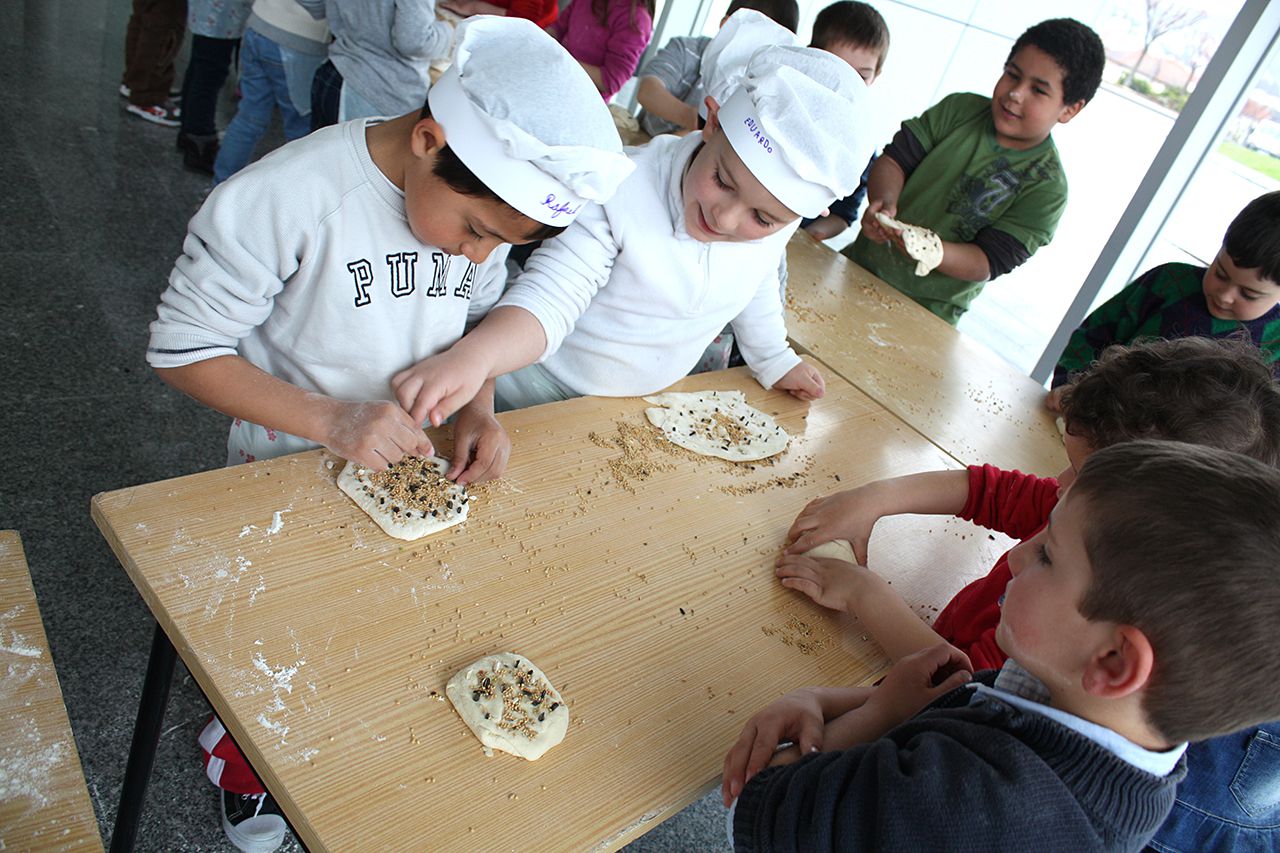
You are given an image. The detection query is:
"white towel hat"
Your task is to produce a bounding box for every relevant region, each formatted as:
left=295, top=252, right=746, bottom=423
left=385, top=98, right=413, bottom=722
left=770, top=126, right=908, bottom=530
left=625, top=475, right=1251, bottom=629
left=717, top=44, right=872, bottom=219
left=427, top=16, right=635, bottom=225
left=698, top=9, right=795, bottom=120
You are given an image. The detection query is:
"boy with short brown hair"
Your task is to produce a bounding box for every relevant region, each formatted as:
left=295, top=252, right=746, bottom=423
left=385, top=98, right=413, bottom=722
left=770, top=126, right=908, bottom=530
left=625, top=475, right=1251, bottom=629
left=725, top=441, right=1280, bottom=851
left=846, top=17, right=1105, bottom=324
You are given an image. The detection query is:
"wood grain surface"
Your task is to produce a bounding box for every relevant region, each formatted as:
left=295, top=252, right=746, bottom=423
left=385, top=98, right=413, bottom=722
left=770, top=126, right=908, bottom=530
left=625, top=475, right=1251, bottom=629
left=785, top=232, right=1068, bottom=476
left=91, top=363, right=1011, bottom=852
left=0, top=531, right=104, bottom=853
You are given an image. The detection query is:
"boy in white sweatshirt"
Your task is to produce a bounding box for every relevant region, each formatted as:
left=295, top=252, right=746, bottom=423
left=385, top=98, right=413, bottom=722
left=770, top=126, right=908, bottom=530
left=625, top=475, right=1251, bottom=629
left=393, top=42, right=874, bottom=425
left=144, top=18, right=632, bottom=851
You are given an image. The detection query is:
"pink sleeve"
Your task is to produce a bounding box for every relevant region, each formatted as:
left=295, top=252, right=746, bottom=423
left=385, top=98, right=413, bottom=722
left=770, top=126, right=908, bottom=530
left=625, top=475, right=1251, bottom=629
left=597, top=1, right=653, bottom=99
left=958, top=464, right=1059, bottom=541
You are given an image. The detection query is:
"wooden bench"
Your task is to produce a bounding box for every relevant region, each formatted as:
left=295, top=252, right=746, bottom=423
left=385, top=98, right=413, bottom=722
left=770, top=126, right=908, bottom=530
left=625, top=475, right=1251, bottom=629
left=0, top=530, right=103, bottom=852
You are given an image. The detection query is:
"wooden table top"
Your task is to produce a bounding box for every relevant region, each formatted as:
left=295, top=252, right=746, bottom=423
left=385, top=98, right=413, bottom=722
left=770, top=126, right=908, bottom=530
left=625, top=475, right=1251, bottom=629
left=91, top=362, right=1011, bottom=852
left=785, top=233, right=1068, bottom=476
left=0, top=531, right=104, bottom=853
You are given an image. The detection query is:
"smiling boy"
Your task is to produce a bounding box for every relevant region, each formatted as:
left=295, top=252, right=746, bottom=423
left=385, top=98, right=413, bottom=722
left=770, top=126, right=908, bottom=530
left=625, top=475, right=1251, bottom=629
left=392, top=44, right=874, bottom=423
left=1050, top=191, right=1280, bottom=405
left=845, top=18, right=1105, bottom=324
left=723, top=441, right=1280, bottom=851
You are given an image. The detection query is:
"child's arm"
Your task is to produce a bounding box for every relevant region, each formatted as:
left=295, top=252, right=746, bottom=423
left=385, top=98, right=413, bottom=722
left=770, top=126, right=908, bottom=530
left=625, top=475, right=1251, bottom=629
left=448, top=378, right=510, bottom=484
left=636, top=76, right=698, bottom=132
left=784, top=470, right=970, bottom=563
left=858, top=155, right=906, bottom=244
left=721, top=684, right=874, bottom=805
left=775, top=554, right=951, bottom=662
left=392, top=0, right=455, bottom=62
left=588, top=2, right=653, bottom=98
left=155, top=356, right=434, bottom=470
left=730, top=261, right=822, bottom=400
left=392, top=305, right=548, bottom=426
left=1051, top=272, right=1154, bottom=393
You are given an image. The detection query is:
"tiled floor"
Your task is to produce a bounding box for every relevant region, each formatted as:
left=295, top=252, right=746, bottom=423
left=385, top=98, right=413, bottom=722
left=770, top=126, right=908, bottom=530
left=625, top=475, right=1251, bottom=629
left=0, top=1, right=725, bottom=849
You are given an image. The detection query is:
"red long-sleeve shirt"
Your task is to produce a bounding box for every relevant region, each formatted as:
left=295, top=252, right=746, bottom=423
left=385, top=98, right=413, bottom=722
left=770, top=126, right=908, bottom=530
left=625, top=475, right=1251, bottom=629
left=932, top=465, right=1059, bottom=670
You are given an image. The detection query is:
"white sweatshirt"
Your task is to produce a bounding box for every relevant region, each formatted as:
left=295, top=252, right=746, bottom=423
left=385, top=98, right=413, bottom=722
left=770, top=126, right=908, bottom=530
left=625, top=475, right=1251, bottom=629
left=147, top=118, right=508, bottom=463
left=498, top=132, right=802, bottom=397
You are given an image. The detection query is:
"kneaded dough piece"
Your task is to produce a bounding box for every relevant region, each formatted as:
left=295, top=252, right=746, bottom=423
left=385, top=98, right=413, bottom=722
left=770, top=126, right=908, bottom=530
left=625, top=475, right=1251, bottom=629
left=446, top=652, right=569, bottom=760
left=804, top=539, right=856, bottom=563
left=337, top=455, right=470, bottom=541
left=875, top=212, right=944, bottom=277
left=643, top=390, right=789, bottom=462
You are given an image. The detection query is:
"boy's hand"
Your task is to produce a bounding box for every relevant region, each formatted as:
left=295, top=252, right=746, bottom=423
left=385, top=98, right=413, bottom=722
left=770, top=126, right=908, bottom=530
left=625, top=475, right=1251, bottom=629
left=721, top=688, right=825, bottom=806
left=859, top=199, right=897, bottom=244
left=865, top=643, right=973, bottom=727
left=784, top=486, right=882, bottom=566
left=774, top=552, right=865, bottom=612
left=1044, top=385, right=1066, bottom=413
left=392, top=349, right=490, bottom=428
left=449, top=403, right=510, bottom=485
left=321, top=400, right=434, bottom=471
left=774, top=362, right=825, bottom=401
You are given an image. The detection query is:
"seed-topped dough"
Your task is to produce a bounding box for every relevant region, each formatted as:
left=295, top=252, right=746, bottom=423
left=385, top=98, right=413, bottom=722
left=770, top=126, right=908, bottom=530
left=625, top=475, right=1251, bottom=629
left=337, top=455, right=471, bottom=540
left=445, top=652, right=568, bottom=760
left=643, top=390, right=789, bottom=462
left=875, top=212, right=944, bottom=277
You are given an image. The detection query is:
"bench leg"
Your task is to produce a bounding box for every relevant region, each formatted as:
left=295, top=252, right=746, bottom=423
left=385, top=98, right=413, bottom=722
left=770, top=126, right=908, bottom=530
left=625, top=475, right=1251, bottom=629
left=110, top=621, right=176, bottom=853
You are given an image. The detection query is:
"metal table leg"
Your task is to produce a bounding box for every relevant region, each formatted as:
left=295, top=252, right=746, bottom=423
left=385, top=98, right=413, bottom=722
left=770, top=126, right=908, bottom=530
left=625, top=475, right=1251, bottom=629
left=109, top=621, right=176, bottom=853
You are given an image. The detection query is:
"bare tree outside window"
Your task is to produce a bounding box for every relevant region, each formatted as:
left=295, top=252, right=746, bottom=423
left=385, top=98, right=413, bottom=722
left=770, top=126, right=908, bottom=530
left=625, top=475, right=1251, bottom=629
left=1129, top=0, right=1208, bottom=88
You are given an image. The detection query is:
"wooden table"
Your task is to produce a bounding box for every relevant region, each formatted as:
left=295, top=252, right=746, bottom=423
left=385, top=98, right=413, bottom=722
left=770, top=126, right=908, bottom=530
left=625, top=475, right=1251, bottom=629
left=92, top=362, right=1011, bottom=852
left=785, top=233, right=1068, bottom=475
left=0, top=531, right=104, bottom=853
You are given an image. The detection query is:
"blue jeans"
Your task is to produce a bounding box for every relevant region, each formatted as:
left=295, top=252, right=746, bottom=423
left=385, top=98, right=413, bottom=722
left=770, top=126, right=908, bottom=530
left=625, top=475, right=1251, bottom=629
left=212, top=28, right=320, bottom=185
left=1149, top=724, right=1280, bottom=852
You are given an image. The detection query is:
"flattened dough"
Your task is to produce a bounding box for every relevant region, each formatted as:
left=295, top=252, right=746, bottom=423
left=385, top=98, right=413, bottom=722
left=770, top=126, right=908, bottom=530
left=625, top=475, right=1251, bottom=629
left=876, top=212, right=944, bottom=276
left=643, top=390, right=789, bottom=462
left=804, top=539, right=856, bottom=563
left=337, top=455, right=470, bottom=541
left=446, top=652, right=568, bottom=760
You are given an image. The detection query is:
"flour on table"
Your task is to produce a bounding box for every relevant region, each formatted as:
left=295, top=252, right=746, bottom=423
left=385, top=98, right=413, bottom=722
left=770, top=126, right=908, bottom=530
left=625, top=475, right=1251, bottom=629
left=643, top=390, right=789, bottom=462
left=337, top=456, right=470, bottom=541
left=875, top=212, right=944, bottom=276
left=445, top=652, right=568, bottom=760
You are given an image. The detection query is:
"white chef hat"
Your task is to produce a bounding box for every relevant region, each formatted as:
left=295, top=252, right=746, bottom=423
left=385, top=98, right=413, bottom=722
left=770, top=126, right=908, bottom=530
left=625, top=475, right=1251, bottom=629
left=427, top=16, right=635, bottom=226
left=717, top=45, right=872, bottom=219
left=698, top=9, right=795, bottom=120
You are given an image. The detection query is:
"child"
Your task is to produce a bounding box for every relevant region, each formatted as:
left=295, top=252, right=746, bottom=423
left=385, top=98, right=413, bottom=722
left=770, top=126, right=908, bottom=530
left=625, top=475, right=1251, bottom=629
left=175, top=0, right=253, bottom=173
left=390, top=44, right=873, bottom=423
left=304, top=0, right=454, bottom=130
left=635, top=0, right=799, bottom=137
left=779, top=336, right=1280, bottom=852
left=439, top=0, right=559, bottom=30
left=211, top=0, right=329, bottom=186
left=845, top=18, right=1105, bottom=324
left=145, top=19, right=632, bottom=850
left=1048, top=191, right=1280, bottom=408
left=726, top=440, right=1280, bottom=850
left=800, top=1, right=890, bottom=242
left=552, top=0, right=655, bottom=102
left=119, top=0, right=186, bottom=126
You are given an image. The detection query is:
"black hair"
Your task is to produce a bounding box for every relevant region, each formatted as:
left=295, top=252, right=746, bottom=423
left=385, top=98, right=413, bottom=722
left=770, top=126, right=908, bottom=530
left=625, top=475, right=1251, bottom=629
left=418, top=103, right=567, bottom=243
left=1008, top=17, right=1105, bottom=106
left=726, top=0, right=800, bottom=34
left=810, top=1, right=890, bottom=71
left=1223, top=191, right=1280, bottom=284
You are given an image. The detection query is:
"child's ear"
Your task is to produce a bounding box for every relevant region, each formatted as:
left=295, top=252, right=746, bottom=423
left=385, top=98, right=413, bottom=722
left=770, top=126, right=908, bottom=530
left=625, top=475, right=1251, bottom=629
left=1057, top=99, right=1086, bottom=126
left=411, top=116, right=448, bottom=157
left=702, top=96, right=722, bottom=139
left=1081, top=624, right=1154, bottom=699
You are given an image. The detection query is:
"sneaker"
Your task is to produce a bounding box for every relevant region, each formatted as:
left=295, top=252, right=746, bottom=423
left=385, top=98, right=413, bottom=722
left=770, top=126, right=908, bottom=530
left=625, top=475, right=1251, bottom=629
left=125, top=100, right=181, bottom=127
left=176, top=131, right=219, bottom=174
left=220, top=790, right=286, bottom=853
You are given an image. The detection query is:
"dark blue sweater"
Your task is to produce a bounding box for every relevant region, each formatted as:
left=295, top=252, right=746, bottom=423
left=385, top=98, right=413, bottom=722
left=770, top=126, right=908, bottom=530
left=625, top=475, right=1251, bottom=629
left=733, top=674, right=1183, bottom=852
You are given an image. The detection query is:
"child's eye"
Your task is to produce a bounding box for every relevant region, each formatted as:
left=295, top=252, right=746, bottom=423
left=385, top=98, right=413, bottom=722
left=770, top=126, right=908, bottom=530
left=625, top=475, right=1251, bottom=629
left=1034, top=87, right=1049, bottom=96
left=467, top=225, right=482, bottom=239
left=1242, top=291, right=1261, bottom=302
left=1035, top=544, right=1051, bottom=565
left=713, top=169, right=728, bottom=189
left=754, top=212, right=772, bottom=228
